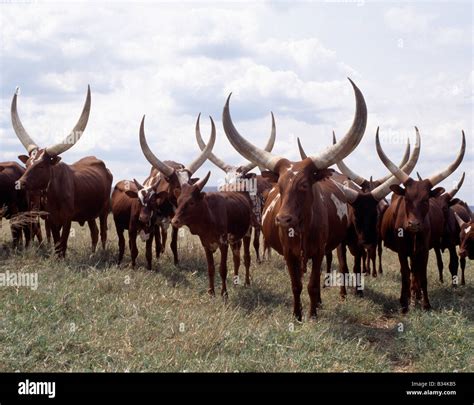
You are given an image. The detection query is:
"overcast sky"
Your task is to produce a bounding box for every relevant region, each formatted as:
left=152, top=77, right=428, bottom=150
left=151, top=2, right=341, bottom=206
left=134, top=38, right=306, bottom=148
left=0, top=0, right=472, bottom=200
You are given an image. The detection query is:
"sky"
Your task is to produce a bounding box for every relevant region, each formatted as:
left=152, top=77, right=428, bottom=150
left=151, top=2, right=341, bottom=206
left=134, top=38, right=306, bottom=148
left=0, top=0, right=472, bottom=200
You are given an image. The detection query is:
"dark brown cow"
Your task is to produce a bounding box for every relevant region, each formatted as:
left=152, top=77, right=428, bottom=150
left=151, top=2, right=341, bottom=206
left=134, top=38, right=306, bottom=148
left=222, top=78, right=367, bottom=320
left=137, top=114, right=217, bottom=265
left=430, top=173, right=468, bottom=285
left=195, top=113, right=275, bottom=263
left=110, top=115, right=216, bottom=269
left=0, top=161, right=33, bottom=247
left=171, top=172, right=253, bottom=296
left=378, top=129, right=466, bottom=312
left=454, top=209, right=474, bottom=282
left=11, top=86, right=113, bottom=257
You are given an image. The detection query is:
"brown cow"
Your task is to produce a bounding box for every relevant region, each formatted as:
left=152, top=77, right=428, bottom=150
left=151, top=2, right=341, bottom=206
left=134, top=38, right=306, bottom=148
left=222, top=78, right=367, bottom=320
left=0, top=161, right=33, bottom=248
left=378, top=129, right=466, bottom=312
left=454, top=209, right=474, bottom=283
left=171, top=171, right=253, bottom=296
left=110, top=115, right=216, bottom=269
left=11, top=86, right=113, bottom=257
left=195, top=112, right=275, bottom=263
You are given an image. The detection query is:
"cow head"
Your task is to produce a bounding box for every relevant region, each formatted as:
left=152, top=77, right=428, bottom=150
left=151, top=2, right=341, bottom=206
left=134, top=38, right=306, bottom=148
left=139, top=114, right=215, bottom=212
left=454, top=212, right=474, bottom=259
left=11, top=86, right=91, bottom=191
left=222, top=78, right=367, bottom=233
left=171, top=171, right=210, bottom=229
left=376, top=127, right=466, bottom=234
left=196, top=111, right=275, bottom=196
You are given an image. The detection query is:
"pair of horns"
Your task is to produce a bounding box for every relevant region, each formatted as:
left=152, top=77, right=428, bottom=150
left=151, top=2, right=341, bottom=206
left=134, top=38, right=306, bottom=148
left=139, top=115, right=216, bottom=181
left=196, top=112, right=276, bottom=174
left=377, top=128, right=465, bottom=188
left=11, top=86, right=91, bottom=156
left=222, top=78, right=367, bottom=172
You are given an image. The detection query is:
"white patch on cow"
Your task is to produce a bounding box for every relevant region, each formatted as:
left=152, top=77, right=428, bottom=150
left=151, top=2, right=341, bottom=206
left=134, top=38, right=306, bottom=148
left=330, top=193, right=347, bottom=221
left=286, top=164, right=293, bottom=172
left=466, top=226, right=472, bottom=234
left=176, top=170, right=190, bottom=186
left=139, top=230, right=150, bottom=241
left=262, top=193, right=280, bottom=224
left=138, top=187, right=154, bottom=206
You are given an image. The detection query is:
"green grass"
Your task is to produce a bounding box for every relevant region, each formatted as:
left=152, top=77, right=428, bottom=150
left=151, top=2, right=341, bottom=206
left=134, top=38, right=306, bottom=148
left=0, top=215, right=472, bottom=372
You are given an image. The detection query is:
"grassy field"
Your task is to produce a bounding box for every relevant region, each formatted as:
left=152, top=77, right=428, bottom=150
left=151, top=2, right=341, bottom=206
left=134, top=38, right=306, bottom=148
left=0, top=215, right=472, bottom=372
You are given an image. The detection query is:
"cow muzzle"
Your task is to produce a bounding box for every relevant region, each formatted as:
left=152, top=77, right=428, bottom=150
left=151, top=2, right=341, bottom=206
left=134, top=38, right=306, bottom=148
left=406, top=220, right=421, bottom=233
left=275, top=213, right=297, bottom=228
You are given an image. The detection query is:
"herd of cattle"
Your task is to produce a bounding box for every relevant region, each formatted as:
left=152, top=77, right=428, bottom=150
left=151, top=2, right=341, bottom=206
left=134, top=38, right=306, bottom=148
left=1, top=79, right=472, bottom=320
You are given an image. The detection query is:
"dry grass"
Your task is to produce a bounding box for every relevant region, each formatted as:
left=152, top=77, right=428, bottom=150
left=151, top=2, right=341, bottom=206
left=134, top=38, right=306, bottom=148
left=0, top=215, right=472, bottom=372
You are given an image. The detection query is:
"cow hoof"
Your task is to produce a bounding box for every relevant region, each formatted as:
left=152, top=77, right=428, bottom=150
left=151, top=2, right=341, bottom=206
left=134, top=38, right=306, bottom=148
left=372, top=272, right=377, bottom=278
left=208, top=289, right=216, bottom=297
left=401, top=306, right=409, bottom=314
left=355, top=290, right=364, bottom=298
left=423, top=303, right=432, bottom=311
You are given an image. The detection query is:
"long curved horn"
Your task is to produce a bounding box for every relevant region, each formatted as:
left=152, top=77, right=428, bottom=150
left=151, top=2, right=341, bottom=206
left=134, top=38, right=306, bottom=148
left=374, top=138, right=410, bottom=184
left=307, top=78, right=367, bottom=169
left=11, top=87, right=39, bottom=153
left=331, top=179, right=359, bottom=203
left=446, top=172, right=465, bottom=199
left=186, top=115, right=216, bottom=175
left=297, top=137, right=307, bottom=160
left=427, top=131, right=466, bottom=187
left=223, top=78, right=367, bottom=171
left=139, top=115, right=175, bottom=178
left=195, top=171, right=211, bottom=191
left=223, top=94, right=283, bottom=171
left=196, top=113, right=232, bottom=172
left=371, top=127, right=421, bottom=200
left=45, top=85, right=91, bottom=156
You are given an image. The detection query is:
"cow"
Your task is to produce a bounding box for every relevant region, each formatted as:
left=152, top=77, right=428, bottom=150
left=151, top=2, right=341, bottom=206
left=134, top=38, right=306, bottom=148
left=377, top=129, right=466, bottom=312
left=297, top=132, right=414, bottom=278
left=137, top=114, right=217, bottom=265
left=454, top=209, right=474, bottom=284
left=171, top=171, right=254, bottom=296
left=297, top=129, right=420, bottom=294
left=11, top=85, right=113, bottom=257
left=111, top=115, right=216, bottom=269
left=0, top=161, right=33, bottom=248
left=429, top=173, right=470, bottom=285
left=222, top=78, right=367, bottom=320
left=195, top=112, right=275, bottom=263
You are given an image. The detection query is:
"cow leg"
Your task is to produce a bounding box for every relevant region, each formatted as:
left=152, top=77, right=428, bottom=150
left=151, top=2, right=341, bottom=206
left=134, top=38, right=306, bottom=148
left=377, top=238, right=383, bottom=274
left=230, top=240, right=242, bottom=285
left=434, top=247, right=444, bottom=283
left=170, top=226, right=179, bottom=266
left=10, top=224, right=21, bottom=250
left=243, top=235, right=251, bottom=286
left=50, top=223, right=61, bottom=255
left=145, top=232, right=154, bottom=270
left=22, top=224, right=32, bottom=249
left=460, top=257, right=466, bottom=286
left=352, top=248, right=364, bottom=297
left=219, top=243, right=229, bottom=298
left=447, top=245, right=459, bottom=287
left=129, top=229, right=138, bottom=268
left=398, top=253, right=411, bottom=313
left=325, top=251, right=332, bottom=273
left=58, top=221, right=71, bottom=258
left=154, top=226, right=162, bottom=260
left=160, top=224, right=167, bottom=254
left=99, top=210, right=108, bottom=250
left=362, top=249, right=368, bottom=274
left=308, top=251, right=324, bottom=318
left=337, top=244, right=349, bottom=298
left=116, top=227, right=126, bottom=265
left=204, top=247, right=216, bottom=296
left=416, top=251, right=431, bottom=310
left=286, top=254, right=303, bottom=321
left=253, top=227, right=261, bottom=264
left=88, top=219, right=99, bottom=253
left=45, top=220, right=52, bottom=244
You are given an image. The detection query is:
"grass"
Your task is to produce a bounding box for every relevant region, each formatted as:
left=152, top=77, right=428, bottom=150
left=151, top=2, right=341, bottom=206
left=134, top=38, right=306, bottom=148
left=0, top=215, right=472, bottom=372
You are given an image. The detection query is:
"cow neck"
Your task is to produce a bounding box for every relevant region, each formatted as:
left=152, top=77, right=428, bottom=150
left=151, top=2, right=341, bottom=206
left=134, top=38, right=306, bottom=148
left=186, top=193, right=213, bottom=237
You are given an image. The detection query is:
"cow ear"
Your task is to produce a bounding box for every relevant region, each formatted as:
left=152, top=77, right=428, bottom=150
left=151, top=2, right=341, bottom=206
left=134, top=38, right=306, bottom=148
left=449, top=198, right=461, bottom=207
left=243, top=173, right=257, bottom=179
left=125, top=190, right=138, bottom=198
left=189, top=178, right=199, bottom=185
left=390, top=185, right=405, bottom=196
left=18, top=155, right=29, bottom=164
left=261, top=170, right=279, bottom=183
left=50, top=156, right=61, bottom=165
left=430, top=187, right=445, bottom=198
left=313, top=168, right=334, bottom=183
